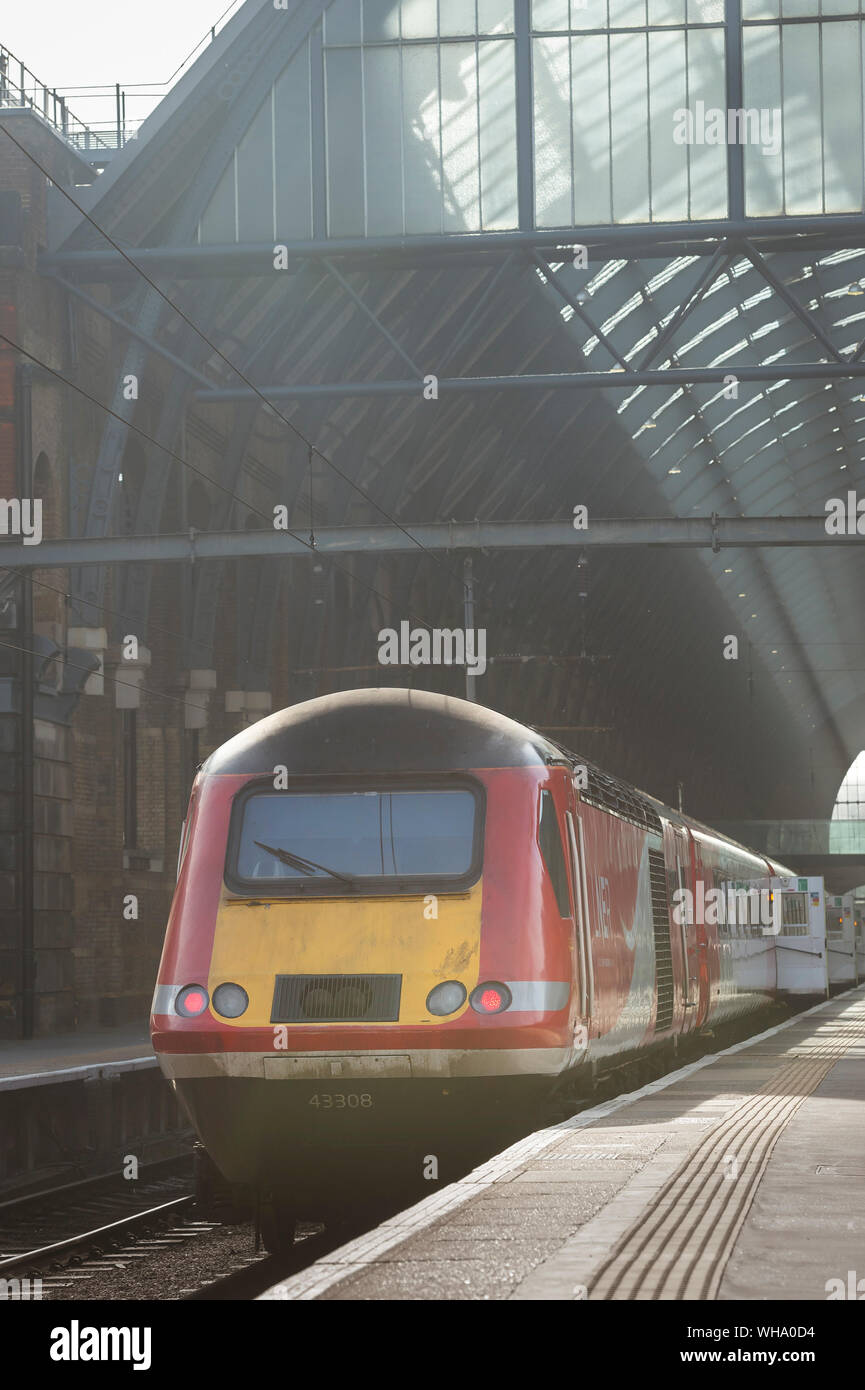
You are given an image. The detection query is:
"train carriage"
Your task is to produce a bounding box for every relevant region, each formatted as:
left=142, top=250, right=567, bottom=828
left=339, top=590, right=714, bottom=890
left=151, top=689, right=804, bottom=1239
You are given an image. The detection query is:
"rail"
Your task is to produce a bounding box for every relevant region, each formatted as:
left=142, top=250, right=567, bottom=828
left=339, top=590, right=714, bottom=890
left=0, top=4, right=246, bottom=154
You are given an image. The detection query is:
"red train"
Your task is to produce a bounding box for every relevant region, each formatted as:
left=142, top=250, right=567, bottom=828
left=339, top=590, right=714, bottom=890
left=151, top=689, right=796, bottom=1242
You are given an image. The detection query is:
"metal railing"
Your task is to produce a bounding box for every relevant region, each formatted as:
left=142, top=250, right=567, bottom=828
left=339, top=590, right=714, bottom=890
left=0, top=44, right=113, bottom=150
left=0, top=5, right=246, bottom=156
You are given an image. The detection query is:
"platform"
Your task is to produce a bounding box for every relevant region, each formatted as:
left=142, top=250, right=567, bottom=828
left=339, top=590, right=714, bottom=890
left=0, top=1024, right=156, bottom=1092
left=261, top=987, right=865, bottom=1301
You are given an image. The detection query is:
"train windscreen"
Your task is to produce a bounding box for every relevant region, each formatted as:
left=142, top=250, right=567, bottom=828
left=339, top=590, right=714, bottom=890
left=229, top=785, right=481, bottom=891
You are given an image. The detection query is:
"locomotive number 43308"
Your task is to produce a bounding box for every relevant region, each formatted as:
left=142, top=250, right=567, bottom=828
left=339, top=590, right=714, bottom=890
left=309, top=1093, right=373, bottom=1108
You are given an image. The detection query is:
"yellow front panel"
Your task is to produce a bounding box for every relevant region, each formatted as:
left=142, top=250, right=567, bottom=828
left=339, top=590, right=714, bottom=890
left=208, top=879, right=484, bottom=1026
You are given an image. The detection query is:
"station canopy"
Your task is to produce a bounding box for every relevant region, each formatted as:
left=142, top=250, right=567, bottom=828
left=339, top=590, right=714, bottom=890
left=40, top=0, right=865, bottom=829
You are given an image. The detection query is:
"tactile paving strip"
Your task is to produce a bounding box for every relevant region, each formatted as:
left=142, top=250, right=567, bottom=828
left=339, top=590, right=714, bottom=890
left=589, top=1002, right=865, bottom=1300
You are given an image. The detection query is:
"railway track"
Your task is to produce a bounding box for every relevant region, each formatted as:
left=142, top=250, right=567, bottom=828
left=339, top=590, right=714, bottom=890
left=0, top=1002, right=825, bottom=1301
left=0, top=1159, right=216, bottom=1296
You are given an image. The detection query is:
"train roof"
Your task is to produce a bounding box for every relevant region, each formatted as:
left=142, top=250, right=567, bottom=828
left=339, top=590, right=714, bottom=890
left=200, top=688, right=795, bottom=874
left=203, top=688, right=564, bottom=776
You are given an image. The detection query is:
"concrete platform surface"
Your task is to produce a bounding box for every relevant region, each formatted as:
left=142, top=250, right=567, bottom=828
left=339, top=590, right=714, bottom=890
left=261, top=987, right=865, bottom=1301
left=0, top=1024, right=155, bottom=1091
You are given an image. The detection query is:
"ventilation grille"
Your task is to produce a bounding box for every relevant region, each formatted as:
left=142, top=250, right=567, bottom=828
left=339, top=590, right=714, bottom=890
left=648, top=849, right=674, bottom=1033
left=582, top=767, right=664, bottom=834
left=271, top=974, right=402, bottom=1023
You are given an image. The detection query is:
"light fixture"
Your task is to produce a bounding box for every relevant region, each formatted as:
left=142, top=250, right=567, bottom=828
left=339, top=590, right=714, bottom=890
left=175, top=985, right=209, bottom=1017
left=426, top=981, right=467, bottom=1017
left=212, top=983, right=249, bottom=1018
left=470, top=982, right=512, bottom=1015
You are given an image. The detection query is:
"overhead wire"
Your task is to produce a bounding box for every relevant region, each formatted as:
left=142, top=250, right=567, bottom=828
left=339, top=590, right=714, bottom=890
left=0, top=120, right=474, bottom=602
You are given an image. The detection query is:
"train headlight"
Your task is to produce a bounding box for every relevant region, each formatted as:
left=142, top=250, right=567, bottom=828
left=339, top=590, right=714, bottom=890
left=426, top=981, right=467, bottom=1017
left=470, top=982, right=512, bottom=1015
left=212, top=982, right=249, bottom=1018
left=175, top=984, right=209, bottom=1017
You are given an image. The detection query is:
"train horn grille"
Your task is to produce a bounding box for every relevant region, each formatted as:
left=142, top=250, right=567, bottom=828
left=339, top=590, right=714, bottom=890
left=270, top=974, right=402, bottom=1023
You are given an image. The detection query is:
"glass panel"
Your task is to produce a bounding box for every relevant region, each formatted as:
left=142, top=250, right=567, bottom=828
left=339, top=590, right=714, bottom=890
left=685, top=24, right=727, bottom=217
left=781, top=23, right=823, bottom=212
left=571, top=34, right=613, bottom=221
left=237, top=93, right=275, bottom=241
left=539, top=791, right=570, bottom=918
left=609, top=0, right=647, bottom=25
left=274, top=44, right=313, bottom=239
left=781, top=0, right=819, bottom=14
left=570, top=0, right=610, bottom=30
left=325, top=48, right=366, bottom=235
left=648, top=29, right=688, bottom=220
left=533, top=36, right=574, bottom=225
left=742, top=0, right=779, bottom=15
left=478, top=38, right=519, bottom=227
left=364, top=0, right=402, bottom=40
left=440, top=0, right=478, bottom=32
left=235, top=789, right=477, bottom=881
left=610, top=32, right=649, bottom=220
left=401, top=0, right=440, bottom=38
left=823, top=0, right=862, bottom=13
left=743, top=23, right=783, bottom=213
left=686, top=0, right=723, bottom=19
left=532, top=0, right=571, bottom=28
left=440, top=41, right=482, bottom=229
left=646, top=0, right=686, bottom=23
left=324, top=0, right=362, bottom=43
left=781, top=892, right=808, bottom=926
left=199, top=157, right=236, bottom=243
left=364, top=47, right=404, bottom=233
left=478, top=0, right=515, bottom=33
left=402, top=43, right=444, bottom=231
left=822, top=21, right=864, bottom=211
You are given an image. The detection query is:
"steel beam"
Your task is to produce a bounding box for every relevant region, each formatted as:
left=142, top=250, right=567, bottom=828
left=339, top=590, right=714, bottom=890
left=38, top=215, right=865, bottom=279
left=194, top=361, right=865, bottom=401
left=2, top=515, right=861, bottom=568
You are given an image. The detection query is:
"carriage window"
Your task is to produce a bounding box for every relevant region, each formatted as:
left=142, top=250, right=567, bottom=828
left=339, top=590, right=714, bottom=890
left=229, top=784, right=481, bottom=892
left=538, top=790, right=570, bottom=919
left=779, top=891, right=808, bottom=934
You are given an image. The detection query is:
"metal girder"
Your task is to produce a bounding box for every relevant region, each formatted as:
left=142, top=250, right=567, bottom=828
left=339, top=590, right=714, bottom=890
left=39, top=215, right=865, bottom=279
left=4, top=516, right=862, bottom=567
left=194, top=362, right=865, bottom=401
left=49, top=275, right=217, bottom=390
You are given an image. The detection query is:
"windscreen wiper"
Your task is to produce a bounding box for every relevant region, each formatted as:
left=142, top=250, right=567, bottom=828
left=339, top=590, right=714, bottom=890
left=253, top=840, right=357, bottom=886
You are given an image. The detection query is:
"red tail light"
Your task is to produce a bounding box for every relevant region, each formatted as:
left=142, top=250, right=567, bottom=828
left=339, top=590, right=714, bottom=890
left=470, top=982, right=512, bottom=1014
left=176, top=985, right=209, bottom=1017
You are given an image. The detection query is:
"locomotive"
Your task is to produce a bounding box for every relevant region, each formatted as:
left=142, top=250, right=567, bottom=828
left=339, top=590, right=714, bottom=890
left=151, top=688, right=797, bottom=1245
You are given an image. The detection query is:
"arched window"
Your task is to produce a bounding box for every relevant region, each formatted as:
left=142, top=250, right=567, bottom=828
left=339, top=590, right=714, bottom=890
left=830, top=753, right=865, bottom=855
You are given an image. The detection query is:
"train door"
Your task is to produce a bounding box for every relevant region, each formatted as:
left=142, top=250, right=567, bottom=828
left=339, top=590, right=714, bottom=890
left=690, top=833, right=711, bottom=1026
left=565, top=804, right=594, bottom=1057
left=772, top=876, right=828, bottom=996
left=671, top=823, right=698, bottom=1032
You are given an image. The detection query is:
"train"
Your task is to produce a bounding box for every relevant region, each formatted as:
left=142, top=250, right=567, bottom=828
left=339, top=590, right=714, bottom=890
left=150, top=688, right=825, bottom=1247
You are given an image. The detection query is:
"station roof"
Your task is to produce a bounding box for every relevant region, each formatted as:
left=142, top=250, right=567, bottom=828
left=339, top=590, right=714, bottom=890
left=37, top=0, right=865, bottom=835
